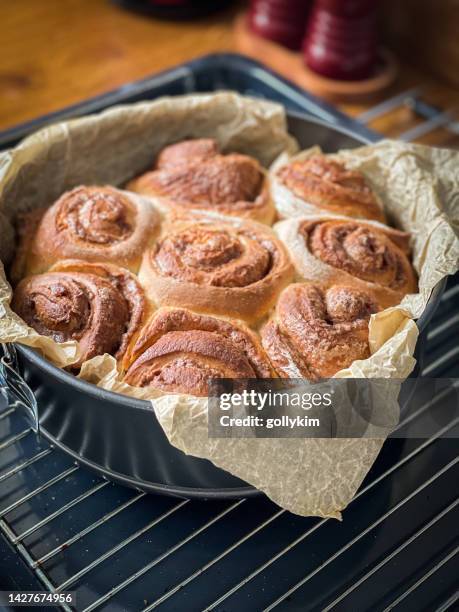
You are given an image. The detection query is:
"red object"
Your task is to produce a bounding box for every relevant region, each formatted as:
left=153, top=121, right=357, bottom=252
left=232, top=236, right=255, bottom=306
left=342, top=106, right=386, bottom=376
left=302, top=0, right=379, bottom=80
left=317, top=0, right=376, bottom=16
left=248, top=0, right=311, bottom=51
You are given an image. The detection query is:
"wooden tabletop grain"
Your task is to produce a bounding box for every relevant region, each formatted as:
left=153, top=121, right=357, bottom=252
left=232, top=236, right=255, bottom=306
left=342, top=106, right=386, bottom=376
left=1, top=0, right=458, bottom=144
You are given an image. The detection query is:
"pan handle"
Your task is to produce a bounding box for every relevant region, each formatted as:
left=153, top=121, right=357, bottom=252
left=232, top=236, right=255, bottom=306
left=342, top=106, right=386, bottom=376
left=0, top=343, right=39, bottom=432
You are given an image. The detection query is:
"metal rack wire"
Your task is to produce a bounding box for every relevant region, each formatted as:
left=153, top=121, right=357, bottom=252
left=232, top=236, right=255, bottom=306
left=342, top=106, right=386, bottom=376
left=0, top=87, right=458, bottom=612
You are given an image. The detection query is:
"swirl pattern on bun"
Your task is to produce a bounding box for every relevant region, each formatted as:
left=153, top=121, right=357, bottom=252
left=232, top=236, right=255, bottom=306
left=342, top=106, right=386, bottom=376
left=274, top=154, right=385, bottom=222
left=139, top=213, right=294, bottom=324
left=126, top=139, right=275, bottom=224
left=124, top=307, right=275, bottom=396
left=12, top=260, right=146, bottom=368
left=275, top=216, right=417, bottom=308
left=262, top=282, right=379, bottom=379
left=13, top=186, right=160, bottom=280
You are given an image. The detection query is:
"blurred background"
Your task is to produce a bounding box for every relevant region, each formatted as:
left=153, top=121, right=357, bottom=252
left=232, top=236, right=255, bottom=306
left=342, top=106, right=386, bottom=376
left=1, top=0, right=458, bottom=147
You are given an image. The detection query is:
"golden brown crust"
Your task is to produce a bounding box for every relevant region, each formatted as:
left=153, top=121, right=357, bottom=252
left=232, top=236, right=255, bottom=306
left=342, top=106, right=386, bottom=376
left=11, top=260, right=146, bottom=368
left=138, top=214, right=294, bottom=324
left=261, top=282, right=379, bottom=379
left=301, top=219, right=417, bottom=304
left=154, top=138, right=219, bottom=169
left=277, top=155, right=386, bottom=222
left=126, top=139, right=275, bottom=225
left=15, top=186, right=160, bottom=278
left=124, top=307, right=276, bottom=396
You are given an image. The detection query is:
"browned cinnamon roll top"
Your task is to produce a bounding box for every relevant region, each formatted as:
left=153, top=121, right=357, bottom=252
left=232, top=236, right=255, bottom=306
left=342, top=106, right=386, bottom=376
left=262, top=282, right=379, bottom=379
left=138, top=214, right=294, bottom=323
left=277, top=155, right=385, bottom=222
left=124, top=308, right=275, bottom=396
left=12, top=260, right=146, bottom=368
left=127, top=138, right=275, bottom=224
left=302, top=219, right=416, bottom=294
left=12, top=185, right=160, bottom=281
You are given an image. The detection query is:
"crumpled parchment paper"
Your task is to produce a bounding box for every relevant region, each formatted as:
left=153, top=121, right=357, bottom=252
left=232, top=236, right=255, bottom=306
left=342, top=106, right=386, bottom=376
left=0, top=93, right=458, bottom=518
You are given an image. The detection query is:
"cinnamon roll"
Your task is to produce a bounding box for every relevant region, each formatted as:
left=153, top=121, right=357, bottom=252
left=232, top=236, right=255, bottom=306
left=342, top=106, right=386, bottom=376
left=13, top=185, right=160, bottom=280
left=262, top=282, right=379, bottom=379
left=275, top=216, right=417, bottom=308
left=124, top=307, right=275, bottom=396
left=12, top=260, right=146, bottom=368
left=126, top=139, right=275, bottom=225
left=274, top=154, right=385, bottom=222
left=138, top=213, right=294, bottom=324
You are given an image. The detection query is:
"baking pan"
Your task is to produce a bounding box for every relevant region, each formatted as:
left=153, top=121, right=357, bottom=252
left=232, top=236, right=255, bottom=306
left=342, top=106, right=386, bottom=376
left=1, top=55, right=445, bottom=498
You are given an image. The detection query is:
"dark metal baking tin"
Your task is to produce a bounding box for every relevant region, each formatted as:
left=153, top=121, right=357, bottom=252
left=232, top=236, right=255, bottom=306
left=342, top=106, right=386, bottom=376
left=3, top=54, right=445, bottom=499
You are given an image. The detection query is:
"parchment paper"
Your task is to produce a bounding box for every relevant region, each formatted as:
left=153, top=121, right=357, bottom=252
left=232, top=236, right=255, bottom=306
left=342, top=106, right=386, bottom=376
left=0, top=93, right=458, bottom=518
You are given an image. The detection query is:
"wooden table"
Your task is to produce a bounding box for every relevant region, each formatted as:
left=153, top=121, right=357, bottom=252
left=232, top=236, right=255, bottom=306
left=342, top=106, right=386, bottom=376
left=1, top=0, right=458, bottom=145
